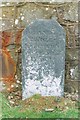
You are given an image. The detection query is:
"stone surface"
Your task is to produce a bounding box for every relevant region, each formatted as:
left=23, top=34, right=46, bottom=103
left=22, top=18, right=66, bottom=99
left=0, top=81, right=5, bottom=92
left=1, top=0, right=79, bottom=2
left=63, top=3, right=78, bottom=22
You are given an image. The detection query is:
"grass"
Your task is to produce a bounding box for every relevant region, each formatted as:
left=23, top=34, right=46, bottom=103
left=0, top=92, right=2, bottom=119
left=0, top=92, right=79, bottom=119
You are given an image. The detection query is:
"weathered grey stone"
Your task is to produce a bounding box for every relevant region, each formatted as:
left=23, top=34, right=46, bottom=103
left=18, top=0, right=79, bottom=2
left=63, top=3, right=78, bottom=22
left=22, top=18, right=66, bottom=99
left=70, top=66, right=78, bottom=80
left=66, top=49, right=78, bottom=61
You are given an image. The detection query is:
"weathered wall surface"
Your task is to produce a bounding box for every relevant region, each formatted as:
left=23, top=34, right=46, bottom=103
left=1, top=2, right=79, bottom=93
left=0, top=0, right=79, bottom=2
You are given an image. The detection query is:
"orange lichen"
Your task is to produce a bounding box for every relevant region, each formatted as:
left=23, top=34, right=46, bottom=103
left=0, top=48, right=16, bottom=92
left=2, top=31, right=12, bottom=46
left=1, top=48, right=16, bottom=77
left=15, top=29, right=24, bottom=44
left=0, top=29, right=24, bottom=92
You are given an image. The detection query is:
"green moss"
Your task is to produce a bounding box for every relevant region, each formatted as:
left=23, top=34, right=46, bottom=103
left=1, top=92, right=79, bottom=119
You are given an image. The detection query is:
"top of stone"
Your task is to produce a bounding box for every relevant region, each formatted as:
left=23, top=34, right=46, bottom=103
left=22, top=18, right=65, bottom=40
left=22, top=18, right=66, bottom=56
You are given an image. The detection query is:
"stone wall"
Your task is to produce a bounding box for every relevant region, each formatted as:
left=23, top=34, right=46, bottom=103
left=1, top=2, right=79, bottom=93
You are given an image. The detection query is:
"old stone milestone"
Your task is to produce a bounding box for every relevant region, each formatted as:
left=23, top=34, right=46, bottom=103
left=22, top=18, right=66, bottom=99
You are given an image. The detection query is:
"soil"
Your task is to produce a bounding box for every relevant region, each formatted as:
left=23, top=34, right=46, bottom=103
left=1, top=82, right=79, bottom=112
